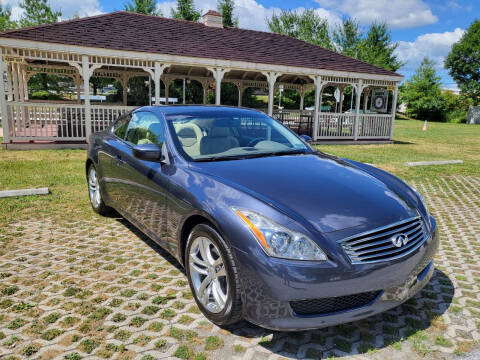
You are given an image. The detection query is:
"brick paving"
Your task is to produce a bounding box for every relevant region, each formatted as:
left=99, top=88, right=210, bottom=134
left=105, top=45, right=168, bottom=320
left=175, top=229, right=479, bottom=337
left=0, top=175, right=479, bottom=360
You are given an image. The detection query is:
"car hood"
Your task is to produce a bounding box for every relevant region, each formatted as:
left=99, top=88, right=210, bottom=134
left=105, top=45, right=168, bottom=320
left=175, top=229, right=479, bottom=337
left=190, top=153, right=418, bottom=235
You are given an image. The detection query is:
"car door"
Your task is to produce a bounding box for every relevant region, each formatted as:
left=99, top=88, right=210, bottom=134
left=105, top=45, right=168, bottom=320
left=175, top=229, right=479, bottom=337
left=115, top=111, right=171, bottom=244
left=99, top=113, right=132, bottom=208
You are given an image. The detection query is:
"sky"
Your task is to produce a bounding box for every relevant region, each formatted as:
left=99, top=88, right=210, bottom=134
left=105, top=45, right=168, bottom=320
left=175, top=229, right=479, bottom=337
left=4, top=0, right=478, bottom=90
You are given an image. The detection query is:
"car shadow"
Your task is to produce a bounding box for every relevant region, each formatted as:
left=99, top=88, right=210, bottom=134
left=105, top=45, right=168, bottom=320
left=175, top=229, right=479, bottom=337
left=223, top=268, right=454, bottom=358
left=114, top=217, right=185, bottom=274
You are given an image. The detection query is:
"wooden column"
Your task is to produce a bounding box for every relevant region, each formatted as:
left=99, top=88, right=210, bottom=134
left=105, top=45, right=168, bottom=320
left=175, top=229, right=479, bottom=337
left=119, top=73, right=129, bottom=106
left=299, top=86, right=306, bottom=111
left=22, top=66, right=28, bottom=101
left=162, top=77, right=172, bottom=105
left=237, top=84, right=242, bottom=107
left=17, top=64, right=25, bottom=102
left=390, top=83, right=399, bottom=140
left=199, top=79, right=209, bottom=105
left=208, top=68, right=227, bottom=105
left=353, top=80, right=366, bottom=140
left=70, top=56, right=101, bottom=141
left=82, top=56, right=92, bottom=140
left=363, top=87, right=371, bottom=112
left=11, top=63, right=19, bottom=101
left=310, top=76, right=325, bottom=141
left=338, top=85, right=345, bottom=113
left=154, top=62, right=167, bottom=106
left=263, top=72, right=280, bottom=116
left=6, top=63, right=13, bottom=102
left=0, top=49, right=10, bottom=143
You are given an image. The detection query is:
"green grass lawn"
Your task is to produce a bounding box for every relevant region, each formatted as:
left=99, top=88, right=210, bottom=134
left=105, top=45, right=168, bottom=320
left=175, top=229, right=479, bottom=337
left=316, top=119, right=480, bottom=181
left=0, top=118, right=479, bottom=226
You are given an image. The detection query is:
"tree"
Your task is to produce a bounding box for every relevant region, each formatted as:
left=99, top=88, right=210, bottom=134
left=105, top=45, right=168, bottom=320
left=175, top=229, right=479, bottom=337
left=124, top=0, right=162, bottom=16
left=217, top=0, right=238, bottom=27
left=445, top=20, right=480, bottom=105
left=358, top=22, right=403, bottom=72
left=399, top=58, right=446, bottom=121
left=19, top=0, right=61, bottom=28
left=441, top=90, right=474, bottom=123
left=171, top=0, right=200, bottom=21
left=333, top=18, right=362, bottom=58
left=0, top=3, right=16, bottom=31
left=267, top=9, right=333, bottom=50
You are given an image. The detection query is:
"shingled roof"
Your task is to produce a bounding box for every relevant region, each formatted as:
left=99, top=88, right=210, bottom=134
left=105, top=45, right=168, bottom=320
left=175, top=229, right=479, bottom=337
left=0, top=11, right=401, bottom=78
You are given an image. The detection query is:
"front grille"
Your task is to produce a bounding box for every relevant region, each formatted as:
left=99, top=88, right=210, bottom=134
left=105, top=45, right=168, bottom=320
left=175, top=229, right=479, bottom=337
left=290, top=291, right=381, bottom=315
left=338, top=216, right=427, bottom=264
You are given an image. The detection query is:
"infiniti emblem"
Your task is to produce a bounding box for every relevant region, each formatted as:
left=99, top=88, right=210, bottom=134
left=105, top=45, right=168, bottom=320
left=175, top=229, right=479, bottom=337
left=391, top=234, right=409, bottom=248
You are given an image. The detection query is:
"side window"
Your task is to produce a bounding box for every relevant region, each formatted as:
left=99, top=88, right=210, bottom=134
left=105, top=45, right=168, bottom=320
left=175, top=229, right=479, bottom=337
left=125, top=112, right=165, bottom=146
left=112, top=114, right=131, bottom=139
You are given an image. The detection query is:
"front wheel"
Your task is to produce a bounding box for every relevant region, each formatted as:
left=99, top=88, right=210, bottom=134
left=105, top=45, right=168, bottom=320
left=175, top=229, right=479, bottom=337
left=185, top=223, right=243, bottom=326
left=87, top=165, right=111, bottom=215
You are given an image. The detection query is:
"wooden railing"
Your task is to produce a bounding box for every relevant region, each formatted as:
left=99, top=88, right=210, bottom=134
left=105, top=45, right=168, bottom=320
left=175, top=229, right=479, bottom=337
left=5, top=102, right=135, bottom=141
left=317, top=113, right=356, bottom=139
left=357, top=114, right=392, bottom=139
left=3, top=102, right=392, bottom=143
left=272, top=109, right=314, bottom=135
left=316, top=112, right=392, bottom=140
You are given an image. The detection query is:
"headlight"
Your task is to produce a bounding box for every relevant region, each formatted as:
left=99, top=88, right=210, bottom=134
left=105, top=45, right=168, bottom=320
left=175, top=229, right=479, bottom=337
left=413, top=188, right=429, bottom=214
left=232, top=208, right=327, bottom=261
left=412, top=188, right=431, bottom=230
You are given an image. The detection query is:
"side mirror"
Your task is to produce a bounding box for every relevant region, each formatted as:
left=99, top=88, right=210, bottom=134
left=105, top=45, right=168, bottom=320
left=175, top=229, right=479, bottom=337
left=132, top=143, right=163, bottom=162
left=300, top=134, right=312, bottom=143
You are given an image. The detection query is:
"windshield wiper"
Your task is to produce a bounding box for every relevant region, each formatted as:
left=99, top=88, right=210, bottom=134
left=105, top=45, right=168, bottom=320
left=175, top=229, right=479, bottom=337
left=194, top=149, right=309, bottom=162
left=194, top=155, right=250, bottom=162
left=243, top=149, right=309, bottom=158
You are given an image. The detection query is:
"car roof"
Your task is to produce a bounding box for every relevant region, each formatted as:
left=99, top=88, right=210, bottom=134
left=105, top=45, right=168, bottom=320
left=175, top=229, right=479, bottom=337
left=137, top=105, right=264, bottom=118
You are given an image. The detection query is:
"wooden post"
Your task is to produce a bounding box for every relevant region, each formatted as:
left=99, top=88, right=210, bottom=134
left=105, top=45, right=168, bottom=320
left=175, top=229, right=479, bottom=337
left=6, top=63, right=13, bottom=102
left=18, top=64, right=25, bottom=102
left=12, top=63, right=19, bottom=101
left=215, top=71, right=222, bottom=106
left=339, top=86, right=345, bottom=113
left=363, top=87, right=371, bottom=112
left=120, top=73, right=129, bottom=106
left=263, top=72, right=280, bottom=116
left=22, top=66, right=28, bottom=101
left=390, top=83, right=399, bottom=140
left=237, top=84, right=242, bottom=107
left=0, top=49, right=10, bottom=143
left=203, top=82, right=207, bottom=104
left=163, top=77, right=171, bottom=105
left=154, top=62, right=166, bottom=106
left=208, top=68, right=227, bottom=105
left=82, top=55, right=92, bottom=141
left=311, top=76, right=324, bottom=141
left=353, top=80, right=365, bottom=141
left=299, top=86, right=306, bottom=111
left=198, top=79, right=208, bottom=105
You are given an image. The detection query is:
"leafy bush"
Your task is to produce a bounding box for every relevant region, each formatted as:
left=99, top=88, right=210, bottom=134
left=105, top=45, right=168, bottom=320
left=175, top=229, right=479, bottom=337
left=30, top=90, right=63, bottom=101
left=445, top=109, right=467, bottom=123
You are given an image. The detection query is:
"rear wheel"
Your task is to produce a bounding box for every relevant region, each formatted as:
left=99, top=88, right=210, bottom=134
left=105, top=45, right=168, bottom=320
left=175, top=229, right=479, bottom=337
left=186, top=223, right=243, bottom=326
left=87, top=165, right=111, bottom=215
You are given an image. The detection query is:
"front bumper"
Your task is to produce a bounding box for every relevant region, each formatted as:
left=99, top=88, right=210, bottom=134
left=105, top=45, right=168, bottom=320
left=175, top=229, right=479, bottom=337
left=234, top=216, right=439, bottom=331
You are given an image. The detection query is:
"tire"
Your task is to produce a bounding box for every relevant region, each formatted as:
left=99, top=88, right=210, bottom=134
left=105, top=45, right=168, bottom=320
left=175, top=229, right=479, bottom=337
left=87, top=164, right=111, bottom=215
left=185, top=223, right=243, bottom=326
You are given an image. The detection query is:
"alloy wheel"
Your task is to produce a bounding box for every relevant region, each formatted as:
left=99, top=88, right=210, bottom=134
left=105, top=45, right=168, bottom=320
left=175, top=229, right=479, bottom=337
left=88, top=167, right=101, bottom=209
left=189, top=236, right=229, bottom=313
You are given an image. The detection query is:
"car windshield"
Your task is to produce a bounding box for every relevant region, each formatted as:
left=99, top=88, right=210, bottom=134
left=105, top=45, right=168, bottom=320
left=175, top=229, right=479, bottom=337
left=165, top=110, right=311, bottom=161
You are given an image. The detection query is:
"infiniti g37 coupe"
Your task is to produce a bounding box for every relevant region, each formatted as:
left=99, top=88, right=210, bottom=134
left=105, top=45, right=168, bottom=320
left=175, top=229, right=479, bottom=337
left=86, top=106, right=438, bottom=331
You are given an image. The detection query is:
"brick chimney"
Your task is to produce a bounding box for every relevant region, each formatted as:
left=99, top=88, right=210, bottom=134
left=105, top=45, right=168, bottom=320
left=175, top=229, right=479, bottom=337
left=202, top=10, right=223, bottom=28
